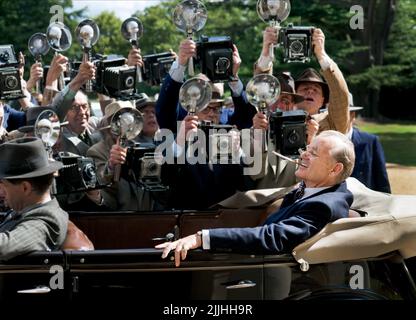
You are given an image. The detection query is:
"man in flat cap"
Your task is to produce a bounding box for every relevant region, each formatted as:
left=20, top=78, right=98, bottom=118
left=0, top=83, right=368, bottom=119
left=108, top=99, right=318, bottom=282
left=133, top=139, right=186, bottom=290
left=0, top=137, right=68, bottom=261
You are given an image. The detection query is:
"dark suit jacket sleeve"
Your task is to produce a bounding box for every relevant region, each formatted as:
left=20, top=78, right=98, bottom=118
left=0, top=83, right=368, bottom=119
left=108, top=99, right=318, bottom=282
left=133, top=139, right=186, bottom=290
left=3, top=105, right=26, bottom=132
left=208, top=202, right=331, bottom=254
left=156, top=74, right=184, bottom=133
left=227, top=92, right=257, bottom=130
left=372, top=136, right=391, bottom=193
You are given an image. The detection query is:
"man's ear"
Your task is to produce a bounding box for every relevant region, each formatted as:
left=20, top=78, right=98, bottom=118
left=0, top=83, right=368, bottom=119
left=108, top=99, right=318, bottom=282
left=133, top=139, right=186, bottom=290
left=330, top=162, right=344, bottom=178
left=21, top=180, right=33, bottom=195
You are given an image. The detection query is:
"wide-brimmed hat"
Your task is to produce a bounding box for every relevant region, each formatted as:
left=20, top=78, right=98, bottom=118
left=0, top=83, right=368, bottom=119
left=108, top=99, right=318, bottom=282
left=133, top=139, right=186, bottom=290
left=0, top=137, right=63, bottom=179
left=348, top=92, right=363, bottom=112
left=320, top=92, right=363, bottom=113
left=18, top=106, right=55, bottom=133
left=210, top=82, right=224, bottom=104
left=295, top=68, right=330, bottom=104
left=102, top=100, right=135, bottom=124
left=277, top=73, right=305, bottom=104
left=135, top=93, right=156, bottom=111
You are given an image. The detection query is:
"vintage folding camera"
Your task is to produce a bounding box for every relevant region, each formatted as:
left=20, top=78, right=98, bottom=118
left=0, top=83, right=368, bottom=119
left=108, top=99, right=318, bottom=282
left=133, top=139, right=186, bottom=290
left=198, top=120, right=239, bottom=164
left=280, top=24, right=314, bottom=63
left=123, top=142, right=166, bottom=192
left=196, top=35, right=234, bottom=82
left=54, top=153, right=98, bottom=194
left=269, top=109, right=307, bottom=157
left=142, top=51, right=176, bottom=86
left=0, top=44, right=24, bottom=100
left=94, top=55, right=137, bottom=99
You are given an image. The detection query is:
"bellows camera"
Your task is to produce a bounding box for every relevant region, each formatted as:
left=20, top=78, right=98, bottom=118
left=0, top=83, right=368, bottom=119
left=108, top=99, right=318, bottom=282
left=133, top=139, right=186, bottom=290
left=142, top=51, right=176, bottom=86
left=199, top=120, right=239, bottom=164
left=280, top=24, right=314, bottom=63
left=54, top=153, right=98, bottom=194
left=269, top=109, right=307, bottom=157
left=196, top=35, right=234, bottom=82
left=123, top=142, right=166, bottom=192
left=95, top=55, right=136, bottom=99
left=0, top=44, right=24, bottom=100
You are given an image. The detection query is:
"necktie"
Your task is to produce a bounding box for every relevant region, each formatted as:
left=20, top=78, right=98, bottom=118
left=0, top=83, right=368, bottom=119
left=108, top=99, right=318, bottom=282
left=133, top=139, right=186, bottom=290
left=294, top=181, right=306, bottom=201
left=79, top=132, right=91, bottom=146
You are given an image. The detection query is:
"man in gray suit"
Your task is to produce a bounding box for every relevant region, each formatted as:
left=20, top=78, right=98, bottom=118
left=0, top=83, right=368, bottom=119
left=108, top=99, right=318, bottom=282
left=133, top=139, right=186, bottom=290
left=0, top=137, right=68, bottom=261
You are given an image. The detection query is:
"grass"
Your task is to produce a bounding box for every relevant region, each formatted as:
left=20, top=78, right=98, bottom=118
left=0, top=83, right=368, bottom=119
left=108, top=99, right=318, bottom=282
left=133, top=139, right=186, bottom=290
left=357, top=119, right=416, bottom=166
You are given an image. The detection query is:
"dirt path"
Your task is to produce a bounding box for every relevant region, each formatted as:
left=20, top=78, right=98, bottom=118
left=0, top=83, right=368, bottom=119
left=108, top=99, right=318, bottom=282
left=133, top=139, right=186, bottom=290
left=387, top=163, right=416, bottom=195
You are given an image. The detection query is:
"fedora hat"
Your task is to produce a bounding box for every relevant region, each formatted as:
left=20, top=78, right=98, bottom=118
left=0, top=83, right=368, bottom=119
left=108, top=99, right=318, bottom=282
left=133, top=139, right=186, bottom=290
left=18, top=106, right=54, bottom=133
left=135, top=93, right=156, bottom=111
left=348, top=92, right=363, bottom=112
left=102, top=100, right=135, bottom=124
left=210, top=82, right=224, bottom=104
left=277, top=73, right=304, bottom=104
left=295, top=68, right=329, bottom=104
left=0, top=137, right=63, bottom=179
left=320, top=92, right=363, bottom=113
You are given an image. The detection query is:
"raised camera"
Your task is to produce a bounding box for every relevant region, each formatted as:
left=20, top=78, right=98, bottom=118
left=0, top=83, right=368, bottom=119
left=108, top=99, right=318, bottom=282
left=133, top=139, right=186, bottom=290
left=199, top=120, right=239, bottom=164
left=54, top=153, right=98, bottom=194
left=0, top=44, right=24, bottom=100
left=269, top=109, right=307, bottom=157
left=196, top=35, right=234, bottom=82
left=142, top=51, right=176, bottom=86
left=280, top=24, right=314, bottom=63
left=124, top=142, right=166, bottom=192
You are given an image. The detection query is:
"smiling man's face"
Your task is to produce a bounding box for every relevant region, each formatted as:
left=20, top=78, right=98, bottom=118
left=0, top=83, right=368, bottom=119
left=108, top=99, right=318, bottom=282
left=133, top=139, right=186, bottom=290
left=296, top=82, right=325, bottom=115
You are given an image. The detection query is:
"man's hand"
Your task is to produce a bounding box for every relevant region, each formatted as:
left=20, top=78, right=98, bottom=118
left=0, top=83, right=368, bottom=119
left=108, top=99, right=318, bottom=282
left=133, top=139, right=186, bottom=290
left=69, top=61, right=96, bottom=92
left=26, top=62, right=44, bottom=92
left=261, top=26, right=280, bottom=57
left=178, top=39, right=196, bottom=66
left=127, top=48, right=143, bottom=67
left=306, top=118, right=319, bottom=145
left=312, top=28, right=326, bottom=61
left=155, top=233, right=202, bottom=267
left=176, top=115, right=199, bottom=147
left=45, top=53, right=68, bottom=87
left=231, top=44, right=242, bottom=79
left=108, top=143, right=128, bottom=170
left=252, top=112, right=269, bottom=131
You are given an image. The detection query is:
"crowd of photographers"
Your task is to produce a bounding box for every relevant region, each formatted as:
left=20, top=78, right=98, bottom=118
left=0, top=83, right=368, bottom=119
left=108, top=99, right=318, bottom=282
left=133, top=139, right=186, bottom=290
left=0, top=23, right=391, bottom=219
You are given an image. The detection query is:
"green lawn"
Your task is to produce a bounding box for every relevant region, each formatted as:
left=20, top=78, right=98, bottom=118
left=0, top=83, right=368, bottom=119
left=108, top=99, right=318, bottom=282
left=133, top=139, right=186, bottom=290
left=358, top=121, right=416, bottom=166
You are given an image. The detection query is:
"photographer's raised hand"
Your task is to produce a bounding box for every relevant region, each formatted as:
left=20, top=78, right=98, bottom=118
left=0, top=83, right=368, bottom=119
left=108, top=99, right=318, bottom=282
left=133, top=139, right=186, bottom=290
left=312, top=28, right=327, bottom=61
left=176, top=115, right=199, bottom=147
left=261, top=26, right=279, bottom=58
left=69, top=61, right=96, bottom=92
left=45, top=54, right=68, bottom=89
left=127, top=48, right=143, bottom=67
left=155, top=233, right=202, bottom=267
left=108, top=141, right=128, bottom=170
left=252, top=112, right=269, bottom=131
left=306, top=118, right=319, bottom=145
left=231, top=44, right=242, bottom=79
left=26, top=62, right=44, bottom=92
left=178, top=39, right=196, bottom=66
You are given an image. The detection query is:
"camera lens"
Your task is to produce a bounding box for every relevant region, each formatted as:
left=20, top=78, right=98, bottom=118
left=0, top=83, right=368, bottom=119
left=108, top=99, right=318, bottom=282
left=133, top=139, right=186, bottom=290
left=125, top=76, right=134, bottom=88
left=0, top=51, right=10, bottom=63
left=218, top=136, right=230, bottom=153
left=5, top=75, right=18, bottom=89
left=289, top=40, right=304, bottom=54
left=82, top=163, right=96, bottom=180
left=215, top=57, right=230, bottom=74
left=287, top=130, right=300, bottom=145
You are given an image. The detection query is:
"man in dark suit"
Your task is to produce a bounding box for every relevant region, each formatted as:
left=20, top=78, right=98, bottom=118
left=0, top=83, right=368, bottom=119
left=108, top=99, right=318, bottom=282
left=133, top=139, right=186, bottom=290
left=346, top=95, right=391, bottom=193
left=156, top=130, right=355, bottom=266
left=0, top=137, right=68, bottom=261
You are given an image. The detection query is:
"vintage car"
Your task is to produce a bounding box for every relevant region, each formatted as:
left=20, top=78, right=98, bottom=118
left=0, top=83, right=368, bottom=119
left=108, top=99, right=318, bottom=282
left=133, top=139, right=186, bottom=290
left=1, top=194, right=416, bottom=303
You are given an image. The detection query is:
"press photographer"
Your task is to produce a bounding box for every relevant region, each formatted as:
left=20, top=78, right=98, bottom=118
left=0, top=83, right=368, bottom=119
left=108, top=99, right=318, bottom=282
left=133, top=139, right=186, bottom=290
left=87, top=100, right=154, bottom=211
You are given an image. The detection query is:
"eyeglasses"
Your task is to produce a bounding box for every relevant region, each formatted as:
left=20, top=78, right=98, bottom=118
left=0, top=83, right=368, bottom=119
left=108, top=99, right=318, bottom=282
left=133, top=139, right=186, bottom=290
left=298, top=146, right=319, bottom=158
left=70, top=103, right=89, bottom=113
left=200, top=106, right=221, bottom=115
